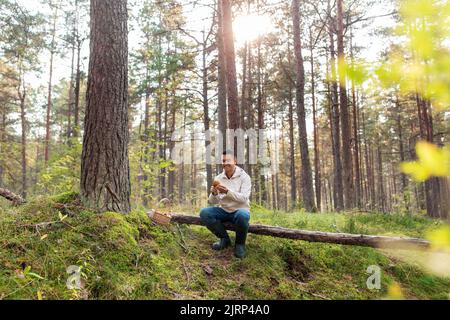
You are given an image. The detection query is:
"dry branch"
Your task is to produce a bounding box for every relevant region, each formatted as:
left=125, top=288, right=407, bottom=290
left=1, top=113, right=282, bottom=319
left=0, top=188, right=25, bottom=205
left=149, top=212, right=431, bottom=251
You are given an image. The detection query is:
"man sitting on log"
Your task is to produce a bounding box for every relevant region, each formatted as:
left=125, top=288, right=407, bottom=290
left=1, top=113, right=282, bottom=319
left=199, top=150, right=251, bottom=259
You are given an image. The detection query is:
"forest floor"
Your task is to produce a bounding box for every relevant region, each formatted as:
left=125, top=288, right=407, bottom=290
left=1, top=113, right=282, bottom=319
left=0, top=192, right=449, bottom=300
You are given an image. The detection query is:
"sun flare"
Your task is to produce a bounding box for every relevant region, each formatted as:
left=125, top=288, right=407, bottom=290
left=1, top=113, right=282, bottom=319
left=233, top=14, right=273, bottom=46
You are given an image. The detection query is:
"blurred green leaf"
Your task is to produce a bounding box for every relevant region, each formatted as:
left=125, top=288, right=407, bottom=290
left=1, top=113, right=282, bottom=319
left=400, top=141, right=450, bottom=181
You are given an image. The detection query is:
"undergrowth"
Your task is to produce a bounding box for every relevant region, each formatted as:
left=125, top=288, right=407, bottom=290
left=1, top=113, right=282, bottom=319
left=0, top=192, right=448, bottom=300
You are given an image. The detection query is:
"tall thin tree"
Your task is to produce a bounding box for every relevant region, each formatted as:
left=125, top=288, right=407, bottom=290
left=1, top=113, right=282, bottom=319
left=216, top=0, right=227, bottom=168
left=291, top=0, right=315, bottom=212
left=44, top=0, right=60, bottom=165
left=221, top=0, right=240, bottom=153
left=336, top=0, right=354, bottom=208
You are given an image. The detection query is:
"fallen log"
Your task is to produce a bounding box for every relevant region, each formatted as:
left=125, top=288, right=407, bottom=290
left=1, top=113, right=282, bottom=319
left=0, top=188, right=25, bottom=205
left=148, top=211, right=431, bottom=251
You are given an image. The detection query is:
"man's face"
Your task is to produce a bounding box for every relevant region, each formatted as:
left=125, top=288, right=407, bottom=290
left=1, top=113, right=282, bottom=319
left=222, top=154, right=236, bottom=173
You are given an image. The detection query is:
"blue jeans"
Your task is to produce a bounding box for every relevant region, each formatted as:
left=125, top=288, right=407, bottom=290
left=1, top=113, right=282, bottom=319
left=199, top=207, right=250, bottom=245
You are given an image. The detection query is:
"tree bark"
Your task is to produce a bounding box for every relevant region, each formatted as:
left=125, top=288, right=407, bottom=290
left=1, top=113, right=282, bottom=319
left=221, top=0, right=240, bottom=152
left=45, top=2, right=59, bottom=165
left=168, top=84, right=176, bottom=200
left=160, top=86, right=168, bottom=200
left=256, top=42, right=268, bottom=205
left=73, top=0, right=82, bottom=138
left=246, top=43, right=255, bottom=197
left=377, top=142, right=385, bottom=213
left=202, top=34, right=213, bottom=193
left=328, top=19, right=344, bottom=211
left=142, top=71, right=151, bottom=206
left=178, top=107, right=187, bottom=204
left=18, top=71, right=27, bottom=199
left=361, top=110, right=373, bottom=210
left=291, top=0, right=315, bottom=212
left=395, top=94, right=409, bottom=211
left=309, top=28, right=321, bottom=211
left=336, top=0, right=354, bottom=209
left=0, top=187, right=26, bottom=205
left=287, top=42, right=297, bottom=209
left=240, top=41, right=248, bottom=131
left=216, top=0, right=227, bottom=167
left=0, top=104, right=6, bottom=187
left=350, top=31, right=361, bottom=208
left=80, top=0, right=130, bottom=213
left=67, top=34, right=75, bottom=139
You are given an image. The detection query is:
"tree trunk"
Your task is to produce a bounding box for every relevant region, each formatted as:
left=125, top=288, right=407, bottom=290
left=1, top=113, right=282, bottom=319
left=168, top=89, right=176, bottom=199
left=142, top=73, right=151, bottom=206
left=309, top=28, right=321, bottom=211
left=202, top=35, right=213, bottom=194
left=352, top=84, right=361, bottom=207
left=73, top=42, right=82, bottom=137
left=221, top=0, right=240, bottom=152
left=377, top=143, right=385, bottom=213
left=18, top=72, right=27, bottom=199
left=328, top=14, right=344, bottom=211
left=325, top=46, right=335, bottom=210
left=336, top=0, right=354, bottom=209
left=287, top=42, right=297, bottom=208
left=256, top=42, right=267, bottom=205
left=291, top=0, right=315, bottom=212
left=45, top=3, right=59, bottom=165
left=361, top=110, right=373, bottom=210
left=416, top=93, right=437, bottom=217
left=395, top=95, right=409, bottom=211
left=216, top=0, right=227, bottom=169
left=67, top=31, right=75, bottom=139
left=155, top=213, right=431, bottom=251
left=246, top=43, right=255, bottom=198
left=160, top=87, right=168, bottom=200
left=0, top=107, right=6, bottom=187
left=357, top=94, right=366, bottom=206
left=73, top=0, right=82, bottom=138
left=20, top=98, right=27, bottom=198
left=350, top=32, right=361, bottom=208
left=280, top=121, right=289, bottom=210
left=267, top=139, right=276, bottom=210
left=178, top=107, right=187, bottom=204
left=80, top=0, right=130, bottom=213
left=240, top=41, right=248, bottom=131
left=242, top=42, right=252, bottom=177
left=190, top=129, right=197, bottom=206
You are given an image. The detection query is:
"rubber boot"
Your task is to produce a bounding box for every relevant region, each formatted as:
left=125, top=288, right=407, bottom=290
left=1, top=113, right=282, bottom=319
left=206, top=221, right=231, bottom=250
left=234, top=225, right=248, bottom=259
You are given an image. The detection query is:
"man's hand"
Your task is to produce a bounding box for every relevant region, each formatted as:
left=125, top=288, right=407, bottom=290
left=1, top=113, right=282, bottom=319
left=210, top=185, right=218, bottom=196
left=216, top=184, right=228, bottom=194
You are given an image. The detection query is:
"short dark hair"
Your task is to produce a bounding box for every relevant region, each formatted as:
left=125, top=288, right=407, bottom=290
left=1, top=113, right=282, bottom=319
left=222, top=149, right=236, bottom=157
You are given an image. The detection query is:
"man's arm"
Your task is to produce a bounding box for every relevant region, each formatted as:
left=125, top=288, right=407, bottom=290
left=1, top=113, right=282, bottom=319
left=208, top=186, right=220, bottom=205
left=208, top=192, right=219, bottom=205
left=224, top=174, right=251, bottom=203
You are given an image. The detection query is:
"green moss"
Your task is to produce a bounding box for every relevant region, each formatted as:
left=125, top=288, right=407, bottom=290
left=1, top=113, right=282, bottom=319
left=0, top=195, right=448, bottom=300
left=50, top=192, right=80, bottom=204
left=388, top=263, right=449, bottom=299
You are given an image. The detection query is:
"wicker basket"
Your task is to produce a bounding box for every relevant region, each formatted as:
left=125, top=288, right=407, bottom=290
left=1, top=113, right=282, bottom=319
left=147, top=209, right=172, bottom=225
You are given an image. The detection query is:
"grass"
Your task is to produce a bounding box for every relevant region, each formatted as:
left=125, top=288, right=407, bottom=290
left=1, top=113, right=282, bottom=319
left=0, top=193, right=448, bottom=300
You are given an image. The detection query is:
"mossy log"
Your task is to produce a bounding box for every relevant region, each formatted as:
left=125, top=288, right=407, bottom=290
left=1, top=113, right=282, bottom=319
left=149, top=212, right=431, bottom=251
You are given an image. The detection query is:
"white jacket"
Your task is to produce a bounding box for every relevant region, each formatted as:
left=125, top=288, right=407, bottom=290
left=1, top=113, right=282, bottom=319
left=208, top=166, right=252, bottom=213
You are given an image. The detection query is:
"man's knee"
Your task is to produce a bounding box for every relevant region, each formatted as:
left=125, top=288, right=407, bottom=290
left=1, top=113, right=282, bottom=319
left=200, top=207, right=214, bottom=223
left=234, top=209, right=250, bottom=226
